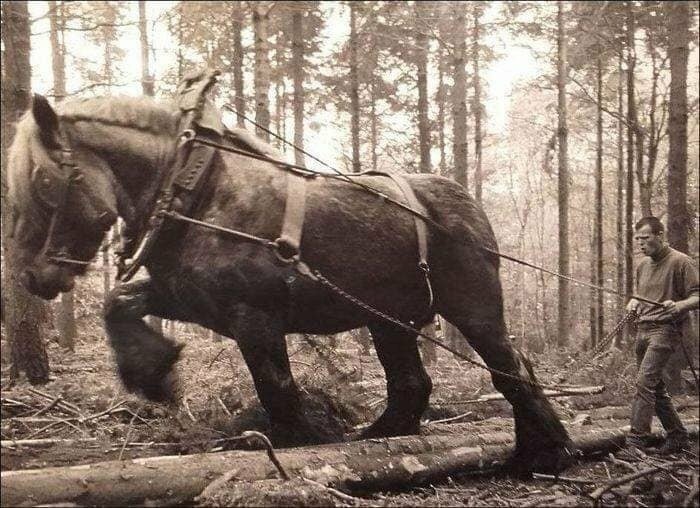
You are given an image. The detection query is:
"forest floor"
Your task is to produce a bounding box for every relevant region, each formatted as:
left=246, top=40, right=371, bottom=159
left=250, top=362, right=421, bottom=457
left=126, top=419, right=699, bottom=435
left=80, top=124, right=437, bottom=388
left=1, top=291, right=699, bottom=506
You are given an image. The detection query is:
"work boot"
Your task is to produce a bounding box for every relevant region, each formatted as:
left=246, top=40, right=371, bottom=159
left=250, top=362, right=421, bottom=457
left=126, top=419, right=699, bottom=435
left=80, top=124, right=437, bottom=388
left=657, top=434, right=690, bottom=455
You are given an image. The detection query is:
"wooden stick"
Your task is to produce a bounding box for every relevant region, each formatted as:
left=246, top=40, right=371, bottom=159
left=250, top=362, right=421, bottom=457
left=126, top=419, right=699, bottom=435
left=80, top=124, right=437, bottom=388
left=589, top=461, right=689, bottom=503
left=302, top=478, right=362, bottom=504
left=31, top=396, right=63, bottom=417
left=1, top=438, right=98, bottom=449
left=438, top=385, right=605, bottom=406
left=425, top=411, right=473, bottom=425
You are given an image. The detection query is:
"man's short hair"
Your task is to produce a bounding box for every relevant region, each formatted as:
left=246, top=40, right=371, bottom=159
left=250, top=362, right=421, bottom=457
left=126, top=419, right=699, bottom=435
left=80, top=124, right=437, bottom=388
left=635, top=216, right=664, bottom=234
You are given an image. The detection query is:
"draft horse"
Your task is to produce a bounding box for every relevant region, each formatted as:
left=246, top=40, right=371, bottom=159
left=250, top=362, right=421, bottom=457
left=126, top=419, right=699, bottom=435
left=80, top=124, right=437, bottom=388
left=7, top=93, right=574, bottom=473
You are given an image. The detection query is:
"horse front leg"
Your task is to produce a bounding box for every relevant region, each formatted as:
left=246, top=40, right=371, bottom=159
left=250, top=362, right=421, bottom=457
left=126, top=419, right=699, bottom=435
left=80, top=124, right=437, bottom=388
left=230, top=304, right=341, bottom=447
left=103, top=278, right=183, bottom=402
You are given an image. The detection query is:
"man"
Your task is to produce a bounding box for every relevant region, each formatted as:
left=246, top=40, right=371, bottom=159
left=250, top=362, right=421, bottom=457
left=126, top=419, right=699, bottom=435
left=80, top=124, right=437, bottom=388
left=626, top=216, right=699, bottom=454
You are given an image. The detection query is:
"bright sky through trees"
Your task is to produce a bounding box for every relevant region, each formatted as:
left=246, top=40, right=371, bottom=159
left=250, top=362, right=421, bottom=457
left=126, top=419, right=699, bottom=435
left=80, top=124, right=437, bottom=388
left=26, top=1, right=541, bottom=172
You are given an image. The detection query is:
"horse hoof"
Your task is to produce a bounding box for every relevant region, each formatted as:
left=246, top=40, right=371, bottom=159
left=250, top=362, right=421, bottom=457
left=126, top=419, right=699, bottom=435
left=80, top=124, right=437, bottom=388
left=117, top=341, right=183, bottom=403
left=269, top=422, right=341, bottom=448
left=356, top=419, right=420, bottom=441
left=506, top=443, right=579, bottom=476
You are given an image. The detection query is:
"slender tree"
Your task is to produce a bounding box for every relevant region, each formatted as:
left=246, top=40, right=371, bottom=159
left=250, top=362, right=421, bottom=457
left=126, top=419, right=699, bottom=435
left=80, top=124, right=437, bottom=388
left=139, top=0, right=163, bottom=334
left=624, top=1, right=636, bottom=329
left=594, top=54, right=604, bottom=343
left=414, top=1, right=431, bottom=174
left=615, top=52, right=625, bottom=348
left=556, top=0, right=570, bottom=347
left=472, top=4, right=484, bottom=204
left=452, top=2, right=468, bottom=189
left=230, top=2, right=246, bottom=127
left=139, top=1, right=154, bottom=96
left=436, top=41, right=447, bottom=176
left=49, top=0, right=76, bottom=351
left=253, top=2, right=272, bottom=141
left=666, top=1, right=690, bottom=253
left=291, top=7, right=305, bottom=166
left=1, top=0, right=50, bottom=384
left=349, top=1, right=361, bottom=173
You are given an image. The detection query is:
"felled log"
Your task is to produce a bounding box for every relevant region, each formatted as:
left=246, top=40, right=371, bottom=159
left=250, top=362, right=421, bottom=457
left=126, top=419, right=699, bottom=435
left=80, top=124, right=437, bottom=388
left=2, top=420, right=697, bottom=506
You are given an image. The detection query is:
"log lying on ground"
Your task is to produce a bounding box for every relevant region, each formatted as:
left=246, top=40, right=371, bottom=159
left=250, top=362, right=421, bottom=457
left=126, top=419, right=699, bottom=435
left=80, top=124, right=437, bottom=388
left=2, top=420, right=697, bottom=506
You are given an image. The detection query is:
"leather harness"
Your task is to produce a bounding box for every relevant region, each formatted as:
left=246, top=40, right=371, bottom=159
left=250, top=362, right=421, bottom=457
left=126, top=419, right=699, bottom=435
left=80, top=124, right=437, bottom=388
left=116, top=69, right=433, bottom=311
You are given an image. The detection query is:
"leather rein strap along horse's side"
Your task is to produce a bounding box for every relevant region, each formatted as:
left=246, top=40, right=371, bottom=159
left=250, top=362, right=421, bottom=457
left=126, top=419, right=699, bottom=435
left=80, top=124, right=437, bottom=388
left=117, top=69, right=223, bottom=282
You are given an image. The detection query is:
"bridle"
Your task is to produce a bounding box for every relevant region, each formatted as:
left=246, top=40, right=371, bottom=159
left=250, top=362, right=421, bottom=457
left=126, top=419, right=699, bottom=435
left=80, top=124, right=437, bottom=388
left=31, top=143, right=92, bottom=268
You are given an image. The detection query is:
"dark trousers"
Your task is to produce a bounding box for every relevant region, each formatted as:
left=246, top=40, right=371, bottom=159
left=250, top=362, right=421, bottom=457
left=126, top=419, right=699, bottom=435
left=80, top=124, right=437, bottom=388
left=630, top=323, right=687, bottom=439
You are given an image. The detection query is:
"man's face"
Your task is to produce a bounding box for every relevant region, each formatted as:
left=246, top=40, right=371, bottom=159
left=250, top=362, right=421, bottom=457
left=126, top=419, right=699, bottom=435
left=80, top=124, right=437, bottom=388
left=634, top=224, right=664, bottom=257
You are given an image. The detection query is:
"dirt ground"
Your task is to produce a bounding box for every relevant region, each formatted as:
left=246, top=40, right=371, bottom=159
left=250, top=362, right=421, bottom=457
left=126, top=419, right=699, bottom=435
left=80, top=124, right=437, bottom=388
left=1, top=296, right=699, bottom=506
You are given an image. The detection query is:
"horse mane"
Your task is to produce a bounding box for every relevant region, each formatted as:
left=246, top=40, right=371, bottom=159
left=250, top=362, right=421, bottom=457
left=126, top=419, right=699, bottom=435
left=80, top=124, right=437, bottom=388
left=6, top=95, right=285, bottom=223
left=58, top=95, right=179, bottom=136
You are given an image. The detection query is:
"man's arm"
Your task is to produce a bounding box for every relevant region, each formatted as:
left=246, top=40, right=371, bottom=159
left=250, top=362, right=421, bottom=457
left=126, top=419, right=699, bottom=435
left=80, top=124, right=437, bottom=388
left=661, top=294, right=699, bottom=319
left=660, top=256, right=699, bottom=319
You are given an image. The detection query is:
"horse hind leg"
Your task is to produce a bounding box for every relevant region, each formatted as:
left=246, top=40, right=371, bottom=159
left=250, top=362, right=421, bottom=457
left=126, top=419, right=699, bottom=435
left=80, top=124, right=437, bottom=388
left=103, top=278, right=183, bottom=402
left=359, top=321, right=433, bottom=439
left=438, top=273, right=575, bottom=474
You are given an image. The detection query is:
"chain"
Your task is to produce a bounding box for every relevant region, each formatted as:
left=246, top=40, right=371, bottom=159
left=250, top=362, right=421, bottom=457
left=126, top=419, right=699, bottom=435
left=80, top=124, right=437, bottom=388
left=309, top=267, right=560, bottom=390
left=591, top=310, right=637, bottom=357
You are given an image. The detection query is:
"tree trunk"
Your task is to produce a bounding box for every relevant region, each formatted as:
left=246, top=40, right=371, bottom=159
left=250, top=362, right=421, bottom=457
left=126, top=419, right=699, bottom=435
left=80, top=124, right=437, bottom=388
left=48, top=0, right=66, bottom=100
left=230, top=2, right=245, bottom=127
left=615, top=52, right=624, bottom=348
left=292, top=9, right=305, bottom=167
left=436, top=43, right=446, bottom=176
left=253, top=3, right=271, bottom=141
left=595, top=56, right=604, bottom=342
left=666, top=0, right=690, bottom=253
left=49, top=0, right=75, bottom=351
left=138, top=1, right=154, bottom=96
left=415, top=2, right=431, bottom=174
left=274, top=35, right=284, bottom=150
left=349, top=2, right=361, bottom=173
left=472, top=5, right=483, bottom=204
left=4, top=421, right=696, bottom=506
left=589, top=218, right=597, bottom=350
left=370, top=81, right=378, bottom=172
left=556, top=0, right=570, bottom=348
left=139, top=0, right=163, bottom=333
left=624, top=1, right=636, bottom=344
left=1, top=0, right=50, bottom=384
left=451, top=2, right=468, bottom=189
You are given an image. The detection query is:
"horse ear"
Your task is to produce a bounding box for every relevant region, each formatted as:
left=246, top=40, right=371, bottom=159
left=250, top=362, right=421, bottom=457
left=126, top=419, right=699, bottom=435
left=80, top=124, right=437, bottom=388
left=32, top=94, right=61, bottom=148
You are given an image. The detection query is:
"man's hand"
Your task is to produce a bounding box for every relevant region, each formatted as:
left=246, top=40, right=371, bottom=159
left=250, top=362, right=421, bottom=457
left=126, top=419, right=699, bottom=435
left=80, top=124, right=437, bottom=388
left=660, top=299, right=683, bottom=319
left=626, top=298, right=640, bottom=314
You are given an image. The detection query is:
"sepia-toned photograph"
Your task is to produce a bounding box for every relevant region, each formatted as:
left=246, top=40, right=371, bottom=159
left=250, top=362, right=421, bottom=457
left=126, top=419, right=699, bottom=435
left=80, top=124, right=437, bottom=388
left=1, top=1, right=698, bottom=506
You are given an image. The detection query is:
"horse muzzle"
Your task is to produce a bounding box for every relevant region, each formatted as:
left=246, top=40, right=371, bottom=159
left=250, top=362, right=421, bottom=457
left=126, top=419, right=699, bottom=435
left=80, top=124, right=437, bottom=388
left=20, top=263, right=75, bottom=300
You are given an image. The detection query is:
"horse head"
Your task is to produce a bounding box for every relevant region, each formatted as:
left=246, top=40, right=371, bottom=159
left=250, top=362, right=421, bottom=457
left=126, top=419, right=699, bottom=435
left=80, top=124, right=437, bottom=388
left=7, top=95, right=119, bottom=299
